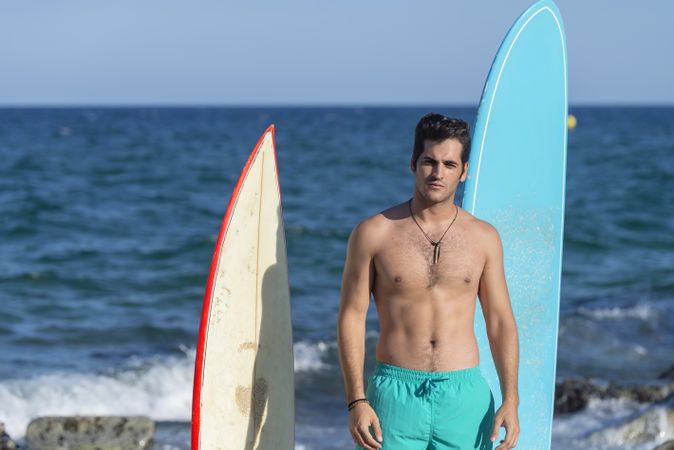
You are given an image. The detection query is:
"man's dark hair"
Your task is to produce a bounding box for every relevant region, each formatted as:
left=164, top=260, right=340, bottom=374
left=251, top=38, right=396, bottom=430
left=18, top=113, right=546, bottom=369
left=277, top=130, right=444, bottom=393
left=411, top=113, right=471, bottom=171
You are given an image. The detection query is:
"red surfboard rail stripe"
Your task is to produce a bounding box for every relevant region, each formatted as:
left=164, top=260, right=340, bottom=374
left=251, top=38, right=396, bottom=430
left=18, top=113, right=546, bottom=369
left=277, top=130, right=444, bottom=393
left=191, top=125, right=276, bottom=450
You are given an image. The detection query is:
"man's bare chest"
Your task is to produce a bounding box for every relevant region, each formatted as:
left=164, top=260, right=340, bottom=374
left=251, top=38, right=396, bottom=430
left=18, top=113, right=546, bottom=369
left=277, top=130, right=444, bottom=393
left=374, top=226, right=485, bottom=292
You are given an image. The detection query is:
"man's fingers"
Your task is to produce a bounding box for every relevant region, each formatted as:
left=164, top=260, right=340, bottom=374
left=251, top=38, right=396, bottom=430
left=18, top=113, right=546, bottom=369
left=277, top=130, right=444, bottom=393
left=352, top=429, right=370, bottom=450
left=494, top=438, right=512, bottom=450
left=371, top=417, right=384, bottom=443
left=350, top=431, right=362, bottom=448
left=351, top=427, right=372, bottom=450
left=494, top=425, right=519, bottom=450
left=503, top=421, right=520, bottom=448
left=350, top=430, right=362, bottom=448
left=356, top=424, right=381, bottom=450
left=490, top=414, right=504, bottom=442
left=507, top=425, right=520, bottom=448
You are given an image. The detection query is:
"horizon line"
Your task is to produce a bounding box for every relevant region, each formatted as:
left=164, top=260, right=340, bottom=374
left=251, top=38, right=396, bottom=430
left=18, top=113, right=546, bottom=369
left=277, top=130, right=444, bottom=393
left=0, top=102, right=673, bottom=109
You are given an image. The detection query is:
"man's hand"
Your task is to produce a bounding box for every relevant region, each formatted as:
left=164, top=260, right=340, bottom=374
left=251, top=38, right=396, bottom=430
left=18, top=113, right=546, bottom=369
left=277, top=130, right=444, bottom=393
left=349, top=402, right=383, bottom=450
left=491, top=400, right=520, bottom=449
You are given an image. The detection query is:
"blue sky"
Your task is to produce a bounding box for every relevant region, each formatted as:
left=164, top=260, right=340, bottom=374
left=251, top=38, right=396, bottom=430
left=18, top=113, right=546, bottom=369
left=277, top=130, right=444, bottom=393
left=1, top=1, right=672, bottom=106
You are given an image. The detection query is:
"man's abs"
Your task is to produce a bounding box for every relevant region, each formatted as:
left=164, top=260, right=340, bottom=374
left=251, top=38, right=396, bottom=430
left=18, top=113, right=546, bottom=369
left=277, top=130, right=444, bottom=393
left=372, top=291, right=481, bottom=372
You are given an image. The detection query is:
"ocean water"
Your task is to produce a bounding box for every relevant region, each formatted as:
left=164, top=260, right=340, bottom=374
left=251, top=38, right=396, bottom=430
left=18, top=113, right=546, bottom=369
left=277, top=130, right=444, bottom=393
left=1, top=107, right=673, bottom=449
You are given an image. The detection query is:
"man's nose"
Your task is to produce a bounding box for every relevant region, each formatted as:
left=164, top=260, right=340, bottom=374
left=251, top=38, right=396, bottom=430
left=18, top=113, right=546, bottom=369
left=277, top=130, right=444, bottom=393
left=432, top=164, right=445, bottom=179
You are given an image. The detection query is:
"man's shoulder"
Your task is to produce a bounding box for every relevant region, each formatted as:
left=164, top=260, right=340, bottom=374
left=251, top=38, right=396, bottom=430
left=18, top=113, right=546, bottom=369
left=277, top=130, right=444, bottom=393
left=353, top=207, right=394, bottom=235
left=350, top=202, right=407, bottom=243
left=458, top=209, right=500, bottom=242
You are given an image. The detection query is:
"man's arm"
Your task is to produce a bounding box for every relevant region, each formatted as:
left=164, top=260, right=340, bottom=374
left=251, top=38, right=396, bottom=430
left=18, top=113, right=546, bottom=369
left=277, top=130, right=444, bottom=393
left=336, top=219, right=383, bottom=450
left=478, top=223, right=520, bottom=450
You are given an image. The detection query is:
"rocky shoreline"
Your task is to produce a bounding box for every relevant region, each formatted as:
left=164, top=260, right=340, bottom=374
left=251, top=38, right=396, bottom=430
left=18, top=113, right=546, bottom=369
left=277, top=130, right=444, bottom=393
left=2, top=366, right=673, bottom=450
left=555, top=377, right=674, bottom=414
left=554, top=363, right=674, bottom=449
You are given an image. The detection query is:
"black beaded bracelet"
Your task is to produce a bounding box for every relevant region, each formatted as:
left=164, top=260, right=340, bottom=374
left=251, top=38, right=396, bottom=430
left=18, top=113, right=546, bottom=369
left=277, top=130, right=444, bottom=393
left=347, top=398, right=369, bottom=411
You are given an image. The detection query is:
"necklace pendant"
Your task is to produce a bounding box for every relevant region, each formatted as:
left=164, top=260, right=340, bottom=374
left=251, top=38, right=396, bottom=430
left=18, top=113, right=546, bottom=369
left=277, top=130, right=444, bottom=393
left=433, top=243, right=440, bottom=265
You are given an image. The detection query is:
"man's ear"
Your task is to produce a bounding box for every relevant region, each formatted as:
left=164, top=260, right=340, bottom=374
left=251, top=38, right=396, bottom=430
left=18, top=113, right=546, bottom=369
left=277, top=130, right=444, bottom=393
left=410, top=158, right=416, bottom=173
left=460, top=162, right=469, bottom=182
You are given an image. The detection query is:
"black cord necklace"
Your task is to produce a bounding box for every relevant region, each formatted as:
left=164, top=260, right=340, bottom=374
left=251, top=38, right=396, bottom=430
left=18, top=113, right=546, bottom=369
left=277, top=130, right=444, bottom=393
left=408, top=198, right=459, bottom=265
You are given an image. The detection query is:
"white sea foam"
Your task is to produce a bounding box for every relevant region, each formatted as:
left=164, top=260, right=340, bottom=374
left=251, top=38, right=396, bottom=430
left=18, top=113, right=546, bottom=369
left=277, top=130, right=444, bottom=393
left=293, top=330, right=379, bottom=372
left=0, top=339, right=342, bottom=439
left=293, top=340, right=330, bottom=371
left=577, top=303, right=654, bottom=321
left=0, top=350, right=195, bottom=439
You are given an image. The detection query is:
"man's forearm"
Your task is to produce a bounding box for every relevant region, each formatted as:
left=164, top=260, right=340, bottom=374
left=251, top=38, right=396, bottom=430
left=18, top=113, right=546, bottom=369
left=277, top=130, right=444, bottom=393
left=337, top=310, right=367, bottom=403
left=487, top=318, right=520, bottom=404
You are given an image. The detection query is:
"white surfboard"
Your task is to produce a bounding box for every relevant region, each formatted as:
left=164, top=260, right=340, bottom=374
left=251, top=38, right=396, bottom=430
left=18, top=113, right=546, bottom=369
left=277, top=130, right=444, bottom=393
left=192, top=126, right=295, bottom=450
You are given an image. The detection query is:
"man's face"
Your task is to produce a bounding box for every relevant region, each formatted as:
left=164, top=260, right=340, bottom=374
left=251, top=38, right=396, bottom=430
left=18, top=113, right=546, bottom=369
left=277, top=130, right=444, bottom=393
left=411, top=138, right=468, bottom=204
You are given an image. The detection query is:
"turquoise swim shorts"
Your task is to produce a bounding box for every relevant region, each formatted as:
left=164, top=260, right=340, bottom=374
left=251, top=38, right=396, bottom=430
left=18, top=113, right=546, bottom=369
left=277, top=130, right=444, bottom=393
left=356, top=361, right=495, bottom=450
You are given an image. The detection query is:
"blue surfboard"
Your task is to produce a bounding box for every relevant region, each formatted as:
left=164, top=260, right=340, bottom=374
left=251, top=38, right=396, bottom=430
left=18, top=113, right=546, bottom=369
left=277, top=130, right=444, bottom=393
left=462, top=1, right=567, bottom=448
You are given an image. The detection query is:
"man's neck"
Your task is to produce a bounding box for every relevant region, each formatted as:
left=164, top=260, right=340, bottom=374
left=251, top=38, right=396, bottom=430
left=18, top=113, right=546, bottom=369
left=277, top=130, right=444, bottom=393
left=410, top=194, right=457, bottom=223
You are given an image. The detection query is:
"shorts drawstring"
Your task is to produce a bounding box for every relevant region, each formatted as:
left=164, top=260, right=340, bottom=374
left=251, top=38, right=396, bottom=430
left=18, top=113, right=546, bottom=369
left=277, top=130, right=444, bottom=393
left=414, top=377, right=451, bottom=398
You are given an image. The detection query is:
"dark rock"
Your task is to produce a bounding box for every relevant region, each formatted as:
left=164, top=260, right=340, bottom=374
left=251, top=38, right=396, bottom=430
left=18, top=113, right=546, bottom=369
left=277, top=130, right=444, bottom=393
left=602, top=383, right=674, bottom=404
left=659, top=364, right=674, bottom=380
left=556, top=378, right=674, bottom=414
left=0, top=422, right=18, bottom=450
left=555, top=378, right=601, bottom=413
left=26, top=416, right=154, bottom=450
left=653, top=439, right=674, bottom=450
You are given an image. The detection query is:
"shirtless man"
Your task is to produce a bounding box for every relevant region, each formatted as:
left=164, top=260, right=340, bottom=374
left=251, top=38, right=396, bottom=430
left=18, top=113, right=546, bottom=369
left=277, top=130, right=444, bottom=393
left=337, top=113, right=520, bottom=450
